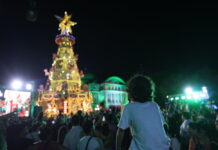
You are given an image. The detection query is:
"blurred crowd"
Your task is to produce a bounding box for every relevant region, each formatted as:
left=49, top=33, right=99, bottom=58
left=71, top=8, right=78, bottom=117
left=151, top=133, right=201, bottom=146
left=0, top=75, right=218, bottom=150
left=163, top=102, right=218, bottom=150
left=0, top=109, right=120, bottom=150
left=0, top=104, right=217, bottom=150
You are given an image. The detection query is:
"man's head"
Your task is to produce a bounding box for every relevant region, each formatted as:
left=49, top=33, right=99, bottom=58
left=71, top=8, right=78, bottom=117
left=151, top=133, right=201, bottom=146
left=77, top=110, right=83, bottom=116
left=82, top=120, right=93, bottom=135
left=127, top=74, right=155, bottom=103
left=70, top=115, right=80, bottom=126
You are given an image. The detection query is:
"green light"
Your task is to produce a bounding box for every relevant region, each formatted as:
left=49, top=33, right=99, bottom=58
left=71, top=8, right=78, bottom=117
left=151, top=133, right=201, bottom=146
left=98, top=94, right=104, bottom=103
left=175, top=97, right=179, bottom=100
left=105, top=76, right=126, bottom=84
left=185, top=87, right=193, bottom=94
left=170, top=98, right=174, bottom=101
left=182, top=96, right=186, bottom=99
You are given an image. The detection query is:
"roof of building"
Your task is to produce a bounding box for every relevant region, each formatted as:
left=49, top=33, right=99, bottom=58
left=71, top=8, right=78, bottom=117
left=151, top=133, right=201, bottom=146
left=105, top=76, right=126, bottom=84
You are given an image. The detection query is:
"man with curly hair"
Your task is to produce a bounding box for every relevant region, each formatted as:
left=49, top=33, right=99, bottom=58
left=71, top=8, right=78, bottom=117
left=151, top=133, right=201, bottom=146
left=116, top=74, right=170, bottom=150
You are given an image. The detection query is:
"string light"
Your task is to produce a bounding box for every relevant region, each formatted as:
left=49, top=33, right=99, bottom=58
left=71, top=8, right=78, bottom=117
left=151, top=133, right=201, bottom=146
left=64, top=101, right=67, bottom=114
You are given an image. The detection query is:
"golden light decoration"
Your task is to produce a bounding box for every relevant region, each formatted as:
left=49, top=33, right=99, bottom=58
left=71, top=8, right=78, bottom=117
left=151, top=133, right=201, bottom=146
left=37, top=12, right=93, bottom=118
left=59, top=11, right=77, bottom=34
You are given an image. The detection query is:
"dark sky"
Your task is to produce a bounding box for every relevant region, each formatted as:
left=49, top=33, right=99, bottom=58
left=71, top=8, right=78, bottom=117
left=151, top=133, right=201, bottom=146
left=0, top=1, right=218, bottom=87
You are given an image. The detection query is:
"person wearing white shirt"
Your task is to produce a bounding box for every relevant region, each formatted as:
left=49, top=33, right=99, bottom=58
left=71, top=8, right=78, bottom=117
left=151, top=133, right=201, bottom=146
left=63, top=116, right=84, bottom=150
left=171, top=137, right=181, bottom=150
left=168, top=129, right=181, bottom=150
left=180, top=112, right=191, bottom=150
left=116, top=74, right=170, bottom=150
left=77, top=120, right=104, bottom=150
left=180, top=112, right=192, bottom=137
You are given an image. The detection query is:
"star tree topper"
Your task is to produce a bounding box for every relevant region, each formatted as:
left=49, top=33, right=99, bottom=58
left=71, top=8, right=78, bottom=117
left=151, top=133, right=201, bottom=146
left=56, top=11, right=77, bottom=34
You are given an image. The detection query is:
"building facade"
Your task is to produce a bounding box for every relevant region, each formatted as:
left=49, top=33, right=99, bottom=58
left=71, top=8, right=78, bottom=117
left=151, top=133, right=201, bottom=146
left=89, top=76, right=128, bottom=108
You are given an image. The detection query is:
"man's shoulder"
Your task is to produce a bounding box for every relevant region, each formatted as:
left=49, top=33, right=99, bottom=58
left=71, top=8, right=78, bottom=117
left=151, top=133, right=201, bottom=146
left=65, top=126, right=81, bottom=137
left=89, top=137, right=103, bottom=148
left=71, top=126, right=83, bottom=131
left=79, top=135, right=89, bottom=142
left=127, top=101, right=157, bottom=107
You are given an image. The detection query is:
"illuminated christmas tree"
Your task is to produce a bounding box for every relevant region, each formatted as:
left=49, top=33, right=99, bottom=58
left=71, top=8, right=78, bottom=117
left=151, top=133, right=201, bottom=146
left=37, top=12, right=93, bottom=117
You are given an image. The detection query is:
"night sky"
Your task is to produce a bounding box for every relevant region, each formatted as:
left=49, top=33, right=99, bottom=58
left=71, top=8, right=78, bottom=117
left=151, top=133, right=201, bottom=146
left=1, top=1, right=218, bottom=89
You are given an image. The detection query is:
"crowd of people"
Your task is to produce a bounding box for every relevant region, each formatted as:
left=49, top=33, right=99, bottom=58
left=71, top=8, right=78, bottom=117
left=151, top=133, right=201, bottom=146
left=0, top=74, right=218, bottom=150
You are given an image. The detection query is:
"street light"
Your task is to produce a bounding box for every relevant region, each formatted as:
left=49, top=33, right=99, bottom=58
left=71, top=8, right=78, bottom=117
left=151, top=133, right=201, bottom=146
left=26, top=83, right=33, bottom=90
left=202, top=86, right=207, bottom=93
left=182, top=96, right=186, bottom=99
left=11, top=80, right=23, bottom=89
left=185, top=87, right=193, bottom=94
